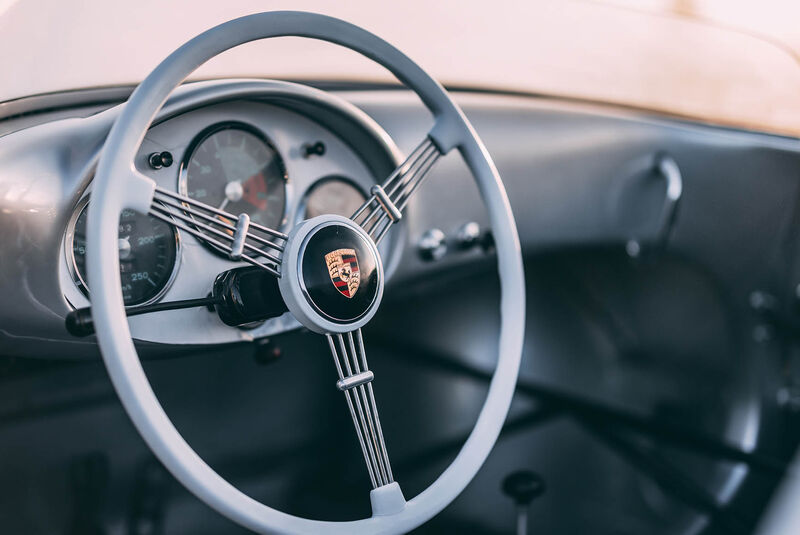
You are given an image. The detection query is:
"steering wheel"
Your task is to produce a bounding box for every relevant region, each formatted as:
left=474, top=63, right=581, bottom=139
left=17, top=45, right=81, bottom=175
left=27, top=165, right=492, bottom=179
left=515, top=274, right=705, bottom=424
left=87, top=11, right=525, bottom=534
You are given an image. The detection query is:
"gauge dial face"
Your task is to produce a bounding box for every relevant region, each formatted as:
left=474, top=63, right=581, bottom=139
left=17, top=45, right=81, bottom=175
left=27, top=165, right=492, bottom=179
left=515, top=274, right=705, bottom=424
left=181, top=124, right=287, bottom=250
left=70, top=202, right=179, bottom=306
left=304, top=177, right=367, bottom=220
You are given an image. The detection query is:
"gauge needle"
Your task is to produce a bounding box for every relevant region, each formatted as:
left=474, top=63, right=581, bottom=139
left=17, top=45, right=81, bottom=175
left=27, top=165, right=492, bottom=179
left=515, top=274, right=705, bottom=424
left=219, top=180, right=244, bottom=211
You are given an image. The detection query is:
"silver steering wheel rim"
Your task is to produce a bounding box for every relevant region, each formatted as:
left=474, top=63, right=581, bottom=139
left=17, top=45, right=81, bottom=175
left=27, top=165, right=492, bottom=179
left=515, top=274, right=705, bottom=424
left=87, top=11, right=525, bottom=534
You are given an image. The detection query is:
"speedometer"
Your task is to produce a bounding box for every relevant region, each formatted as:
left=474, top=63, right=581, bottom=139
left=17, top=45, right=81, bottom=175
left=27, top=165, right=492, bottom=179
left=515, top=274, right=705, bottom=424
left=68, top=198, right=179, bottom=306
left=179, top=122, right=287, bottom=255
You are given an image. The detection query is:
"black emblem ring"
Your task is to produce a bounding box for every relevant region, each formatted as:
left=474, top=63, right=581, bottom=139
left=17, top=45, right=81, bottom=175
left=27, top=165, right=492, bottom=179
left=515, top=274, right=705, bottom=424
left=278, top=215, right=384, bottom=333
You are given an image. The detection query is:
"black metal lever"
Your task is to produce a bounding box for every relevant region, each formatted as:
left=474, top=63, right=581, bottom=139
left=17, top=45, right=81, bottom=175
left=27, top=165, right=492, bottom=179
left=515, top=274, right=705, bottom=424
left=65, top=266, right=289, bottom=337
left=65, top=296, right=221, bottom=337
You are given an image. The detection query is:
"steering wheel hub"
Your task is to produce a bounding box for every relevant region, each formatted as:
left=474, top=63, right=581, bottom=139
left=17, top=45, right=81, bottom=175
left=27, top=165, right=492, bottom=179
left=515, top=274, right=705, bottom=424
left=279, top=215, right=384, bottom=334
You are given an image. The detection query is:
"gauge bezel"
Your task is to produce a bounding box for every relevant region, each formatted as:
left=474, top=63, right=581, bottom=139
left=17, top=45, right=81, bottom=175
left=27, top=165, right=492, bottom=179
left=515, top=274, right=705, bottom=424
left=65, top=195, right=182, bottom=307
left=177, top=120, right=290, bottom=257
left=296, top=174, right=368, bottom=223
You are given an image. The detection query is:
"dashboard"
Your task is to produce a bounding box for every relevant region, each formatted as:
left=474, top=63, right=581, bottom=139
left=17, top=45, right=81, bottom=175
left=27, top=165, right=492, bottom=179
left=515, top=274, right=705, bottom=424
left=0, top=80, right=426, bottom=353
left=55, top=86, right=402, bottom=346
left=2, top=79, right=799, bottom=359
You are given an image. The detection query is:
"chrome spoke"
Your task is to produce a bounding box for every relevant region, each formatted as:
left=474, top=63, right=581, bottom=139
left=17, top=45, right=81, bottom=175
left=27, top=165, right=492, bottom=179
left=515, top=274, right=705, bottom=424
left=352, top=136, right=443, bottom=245
left=326, top=329, right=394, bottom=488
left=147, top=208, right=280, bottom=277
left=154, top=186, right=286, bottom=239
left=152, top=192, right=285, bottom=252
left=149, top=186, right=286, bottom=276
left=356, top=329, right=393, bottom=482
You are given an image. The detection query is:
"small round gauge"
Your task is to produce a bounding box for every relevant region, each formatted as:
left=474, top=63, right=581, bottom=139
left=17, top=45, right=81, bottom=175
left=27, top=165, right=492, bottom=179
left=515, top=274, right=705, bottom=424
left=180, top=122, right=287, bottom=252
left=69, top=199, right=179, bottom=307
left=303, top=176, right=367, bottom=220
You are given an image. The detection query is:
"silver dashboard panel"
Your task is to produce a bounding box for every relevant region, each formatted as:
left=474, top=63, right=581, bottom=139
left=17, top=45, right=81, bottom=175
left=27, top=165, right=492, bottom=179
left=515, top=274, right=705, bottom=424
left=60, top=101, right=389, bottom=345
left=0, top=80, right=402, bottom=356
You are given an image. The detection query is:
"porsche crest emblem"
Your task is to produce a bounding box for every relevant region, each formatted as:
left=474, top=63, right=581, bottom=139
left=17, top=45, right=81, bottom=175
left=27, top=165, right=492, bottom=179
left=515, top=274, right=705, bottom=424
left=325, top=248, right=360, bottom=298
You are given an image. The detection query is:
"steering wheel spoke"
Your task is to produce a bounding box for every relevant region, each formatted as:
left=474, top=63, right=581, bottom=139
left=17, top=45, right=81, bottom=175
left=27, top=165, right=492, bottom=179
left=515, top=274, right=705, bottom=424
left=326, top=329, right=394, bottom=489
left=352, top=136, right=443, bottom=244
left=149, top=186, right=286, bottom=276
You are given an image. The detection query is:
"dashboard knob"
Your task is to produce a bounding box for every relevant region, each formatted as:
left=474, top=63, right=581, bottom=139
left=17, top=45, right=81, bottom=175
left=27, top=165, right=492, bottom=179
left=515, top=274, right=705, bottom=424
left=302, top=141, right=326, bottom=158
left=502, top=470, right=546, bottom=506
left=455, top=221, right=481, bottom=250
left=418, top=228, right=447, bottom=261
left=148, top=151, right=173, bottom=169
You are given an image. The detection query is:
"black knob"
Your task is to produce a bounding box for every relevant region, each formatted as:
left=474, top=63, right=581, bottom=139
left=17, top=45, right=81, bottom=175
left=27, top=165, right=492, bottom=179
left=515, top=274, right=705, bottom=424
left=302, top=141, right=326, bottom=158
left=502, top=470, right=546, bottom=506
left=252, top=338, right=283, bottom=365
left=148, top=151, right=173, bottom=169
left=212, top=266, right=288, bottom=326
left=65, top=307, right=95, bottom=337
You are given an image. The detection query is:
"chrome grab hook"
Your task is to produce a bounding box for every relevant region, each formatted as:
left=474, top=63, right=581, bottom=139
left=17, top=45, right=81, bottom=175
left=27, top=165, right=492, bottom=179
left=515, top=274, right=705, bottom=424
left=626, top=154, right=683, bottom=257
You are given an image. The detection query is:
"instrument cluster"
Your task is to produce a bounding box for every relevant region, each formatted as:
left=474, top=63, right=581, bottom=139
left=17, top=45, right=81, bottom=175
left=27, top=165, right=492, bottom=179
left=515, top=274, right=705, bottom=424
left=62, top=100, right=388, bottom=343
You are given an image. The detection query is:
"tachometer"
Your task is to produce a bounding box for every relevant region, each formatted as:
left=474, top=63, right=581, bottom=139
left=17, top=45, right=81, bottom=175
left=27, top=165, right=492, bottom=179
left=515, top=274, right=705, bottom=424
left=179, top=122, right=287, bottom=254
left=68, top=198, right=179, bottom=306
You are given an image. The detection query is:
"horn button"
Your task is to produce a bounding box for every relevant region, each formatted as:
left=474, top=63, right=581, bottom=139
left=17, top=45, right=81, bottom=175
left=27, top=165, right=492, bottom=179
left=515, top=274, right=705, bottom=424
left=279, top=217, right=384, bottom=332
